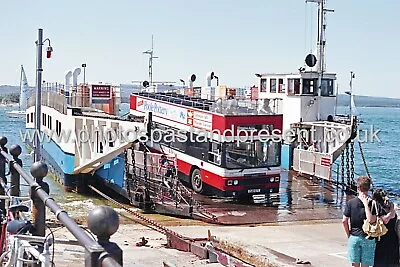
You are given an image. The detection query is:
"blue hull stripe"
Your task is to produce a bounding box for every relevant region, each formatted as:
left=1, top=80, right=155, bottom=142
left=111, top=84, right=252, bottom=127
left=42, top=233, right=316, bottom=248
left=25, top=128, right=125, bottom=189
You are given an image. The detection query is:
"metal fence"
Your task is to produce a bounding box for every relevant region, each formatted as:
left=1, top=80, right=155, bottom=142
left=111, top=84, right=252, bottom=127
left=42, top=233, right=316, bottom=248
left=27, top=90, right=68, bottom=115
left=0, top=136, right=123, bottom=266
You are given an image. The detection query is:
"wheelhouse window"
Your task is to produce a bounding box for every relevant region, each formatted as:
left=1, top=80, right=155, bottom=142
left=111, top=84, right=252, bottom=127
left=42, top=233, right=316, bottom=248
left=260, top=78, right=267, bottom=92
left=302, top=79, right=317, bottom=95
left=270, top=79, right=277, bottom=93
left=321, top=79, right=334, bottom=96
left=30, top=113, right=34, bottom=123
left=225, top=140, right=280, bottom=169
left=288, top=79, right=301, bottom=95
left=26, top=114, right=29, bottom=123
left=278, top=79, right=285, bottom=93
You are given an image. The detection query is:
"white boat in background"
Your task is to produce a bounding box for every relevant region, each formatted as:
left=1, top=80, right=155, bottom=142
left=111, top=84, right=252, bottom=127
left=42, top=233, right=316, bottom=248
left=7, top=65, right=29, bottom=118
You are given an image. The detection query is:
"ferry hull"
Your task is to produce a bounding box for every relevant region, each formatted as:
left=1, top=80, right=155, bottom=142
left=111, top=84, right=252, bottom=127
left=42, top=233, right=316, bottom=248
left=25, top=136, right=77, bottom=191
left=280, top=144, right=293, bottom=170
left=25, top=129, right=126, bottom=193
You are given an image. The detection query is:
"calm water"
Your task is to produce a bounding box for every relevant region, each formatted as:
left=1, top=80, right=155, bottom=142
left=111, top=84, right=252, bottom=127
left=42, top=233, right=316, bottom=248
left=0, top=104, right=398, bottom=209
left=339, top=106, right=400, bottom=195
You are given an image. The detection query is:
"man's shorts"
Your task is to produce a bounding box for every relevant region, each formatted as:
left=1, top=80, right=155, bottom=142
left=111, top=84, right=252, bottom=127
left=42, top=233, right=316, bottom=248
left=348, top=234, right=376, bottom=266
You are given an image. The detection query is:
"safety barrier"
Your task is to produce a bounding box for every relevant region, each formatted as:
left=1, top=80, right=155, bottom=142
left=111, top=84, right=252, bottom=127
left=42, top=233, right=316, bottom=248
left=293, top=148, right=332, bottom=180
left=0, top=136, right=123, bottom=266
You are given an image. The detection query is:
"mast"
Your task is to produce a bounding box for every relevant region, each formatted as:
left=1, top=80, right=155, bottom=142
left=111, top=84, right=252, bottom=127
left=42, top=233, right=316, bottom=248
left=306, top=0, right=334, bottom=120
left=143, top=35, right=158, bottom=86
left=349, top=71, right=355, bottom=115
left=19, top=65, right=23, bottom=110
left=317, top=0, right=324, bottom=120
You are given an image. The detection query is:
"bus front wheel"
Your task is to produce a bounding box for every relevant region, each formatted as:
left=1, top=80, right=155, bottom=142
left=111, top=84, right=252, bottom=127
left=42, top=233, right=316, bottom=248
left=191, top=169, right=203, bottom=194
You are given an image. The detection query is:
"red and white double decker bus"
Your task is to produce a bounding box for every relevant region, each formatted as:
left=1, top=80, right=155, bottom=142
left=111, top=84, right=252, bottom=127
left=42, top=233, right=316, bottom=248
left=129, top=91, right=283, bottom=199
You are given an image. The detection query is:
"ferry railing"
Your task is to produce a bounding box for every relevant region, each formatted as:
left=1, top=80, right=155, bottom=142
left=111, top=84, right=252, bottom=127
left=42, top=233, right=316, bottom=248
left=136, top=92, right=282, bottom=115
left=27, top=87, right=120, bottom=116
left=27, top=91, right=68, bottom=115
left=0, top=136, right=123, bottom=267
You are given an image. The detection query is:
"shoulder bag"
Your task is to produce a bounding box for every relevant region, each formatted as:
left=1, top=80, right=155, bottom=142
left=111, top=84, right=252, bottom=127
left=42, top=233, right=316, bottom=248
left=362, top=200, right=388, bottom=240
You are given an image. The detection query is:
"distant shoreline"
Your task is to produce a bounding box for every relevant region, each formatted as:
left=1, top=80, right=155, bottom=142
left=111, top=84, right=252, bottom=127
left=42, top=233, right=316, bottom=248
left=2, top=84, right=400, bottom=108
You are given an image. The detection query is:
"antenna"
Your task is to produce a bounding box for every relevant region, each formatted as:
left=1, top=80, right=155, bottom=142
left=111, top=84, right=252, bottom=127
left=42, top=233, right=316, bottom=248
left=334, top=82, right=338, bottom=115
left=143, top=35, right=158, bottom=87
left=306, top=0, right=334, bottom=121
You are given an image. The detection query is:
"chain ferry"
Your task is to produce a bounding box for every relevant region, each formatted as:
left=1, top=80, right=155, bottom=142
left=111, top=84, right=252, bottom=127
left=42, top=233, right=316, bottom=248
left=24, top=0, right=357, bottom=215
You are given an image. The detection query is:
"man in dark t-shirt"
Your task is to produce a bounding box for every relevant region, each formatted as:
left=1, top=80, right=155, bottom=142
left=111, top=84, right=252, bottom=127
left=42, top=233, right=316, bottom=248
left=344, top=197, right=376, bottom=237
left=343, top=176, right=377, bottom=267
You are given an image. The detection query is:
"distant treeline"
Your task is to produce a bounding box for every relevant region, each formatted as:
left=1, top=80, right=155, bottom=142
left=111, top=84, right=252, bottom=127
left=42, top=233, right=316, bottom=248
left=0, top=93, right=19, bottom=103
left=337, top=94, right=400, bottom=108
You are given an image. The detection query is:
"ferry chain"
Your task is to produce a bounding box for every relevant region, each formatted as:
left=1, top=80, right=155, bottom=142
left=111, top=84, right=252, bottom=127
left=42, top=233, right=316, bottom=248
left=341, top=151, right=345, bottom=184
left=346, top=145, right=350, bottom=185
left=350, top=141, right=355, bottom=185
left=88, top=184, right=193, bottom=241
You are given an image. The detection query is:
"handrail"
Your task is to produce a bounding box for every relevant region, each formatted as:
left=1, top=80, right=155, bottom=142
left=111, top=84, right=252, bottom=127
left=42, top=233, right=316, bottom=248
left=0, top=137, right=123, bottom=267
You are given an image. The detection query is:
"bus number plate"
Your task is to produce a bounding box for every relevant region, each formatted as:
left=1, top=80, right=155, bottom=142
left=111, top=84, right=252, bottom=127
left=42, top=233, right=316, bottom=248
left=248, top=189, right=261, bottom=193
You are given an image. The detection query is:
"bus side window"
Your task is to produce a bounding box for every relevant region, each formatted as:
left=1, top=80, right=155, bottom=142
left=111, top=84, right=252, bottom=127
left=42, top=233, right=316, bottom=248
left=187, top=133, right=208, bottom=159
left=208, top=142, right=221, bottom=165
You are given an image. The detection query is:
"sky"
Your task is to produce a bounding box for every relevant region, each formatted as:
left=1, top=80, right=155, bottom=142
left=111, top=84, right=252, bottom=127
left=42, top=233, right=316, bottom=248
left=1, top=0, right=399, bottom=98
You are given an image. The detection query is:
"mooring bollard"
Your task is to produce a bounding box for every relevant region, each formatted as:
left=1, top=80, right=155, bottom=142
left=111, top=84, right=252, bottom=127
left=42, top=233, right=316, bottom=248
left=9, top=144, right=22, bottom=197
left=87, top=206, right=123, bottom=266
left=0, top=136, right=8, bottom=216
left=30, top=161, right=49, bottom=237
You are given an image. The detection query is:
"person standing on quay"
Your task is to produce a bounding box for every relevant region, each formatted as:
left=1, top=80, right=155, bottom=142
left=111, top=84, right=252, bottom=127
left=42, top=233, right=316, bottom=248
left=343, top=176, right=377, bottom=267
left=372, top=189, right=399, bottom=267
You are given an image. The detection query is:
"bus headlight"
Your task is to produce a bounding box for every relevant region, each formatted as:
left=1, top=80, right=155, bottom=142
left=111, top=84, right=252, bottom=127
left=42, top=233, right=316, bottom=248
left=270, top=177, right=275, bottom=182
left=233, top=180, right=239, bottom=185
left=275, top=177, right=280, bottom=182
left=227, top=180, right=233, bottom=186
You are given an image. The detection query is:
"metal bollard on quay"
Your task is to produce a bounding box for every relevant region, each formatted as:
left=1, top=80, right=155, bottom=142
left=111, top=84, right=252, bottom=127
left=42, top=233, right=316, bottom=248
left=0, top=136, right=8, bottom=216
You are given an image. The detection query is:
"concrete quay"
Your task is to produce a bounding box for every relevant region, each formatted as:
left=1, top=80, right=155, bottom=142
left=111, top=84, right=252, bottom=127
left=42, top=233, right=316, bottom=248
left=46, top=171, right=353, bottom=266
left=170, top=220, right=349, bottom=267
left=50, top=219, right=349, bottom=267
